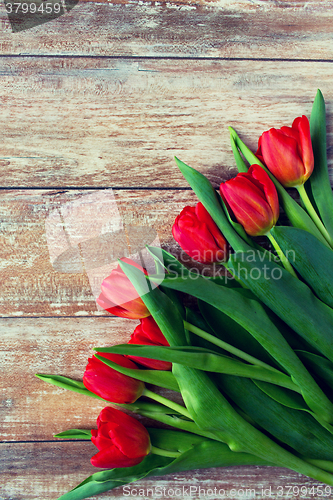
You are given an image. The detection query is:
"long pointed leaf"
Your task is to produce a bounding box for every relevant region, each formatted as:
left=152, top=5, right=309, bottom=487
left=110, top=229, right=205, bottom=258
left=271, top=225, right=333, bottom=308
left=310, top=89, right=333, bottom=238
left=297, top=350, right=333, bottom=389
left=174, top=157, right=249, bottom=252
left=95, top=346, right=299, bottom=392
left=90, top=355, right=180, bottom=392
left=198, top=299, right=279, bottom=368
left=161, top=273, right=333, bottom=422
left=119, top=260, right=333, bottom=485
left=55, top=429, right=92, bottom=440
left=35, top=374, right=106, bottom=400
left=229, top=250, right=333, bottom=364
left=36, top=373, right=177, bottom=413
left=218, top=375, right=333, bottom=461
left=57, top=436, right=271, bottom=500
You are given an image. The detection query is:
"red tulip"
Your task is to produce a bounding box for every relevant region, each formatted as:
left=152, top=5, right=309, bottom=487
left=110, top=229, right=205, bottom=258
left=127, top=317, right=172, bottom=371
left=97, top=258, right=150, bottom=319
left=172, top=202, right=228, bottom=263
left=91, top=407, right=151, bottom=468
left=256, top=115, right=314, bottom=187
left=220, top=164, right=279, bottom=237
left=83, top=352, right=144, bottom=404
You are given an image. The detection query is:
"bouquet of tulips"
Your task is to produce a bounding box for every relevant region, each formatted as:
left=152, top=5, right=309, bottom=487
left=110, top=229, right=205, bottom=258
left=38, top=90, right=333, bottom=500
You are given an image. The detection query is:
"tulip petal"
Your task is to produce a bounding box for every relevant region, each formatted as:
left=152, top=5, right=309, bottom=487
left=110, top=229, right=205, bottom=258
left=293, top=115, right=314, bottom=180
left=196, top=202, right=228, bottom=252
left=172, top=206, right=227, bottom=263
left=126, top=317, right=172, bottom=370
left=221, top=177, right=275, bottom=236
left=110, top=422, right=151, bottom=459
left=260, top=129, right=305, bottom=187
left=101, top=272, right=141, bottom=304
left=248, top=165, right=279, bottom=225
left=280, top=125, right=299, bottom=143
left=96, top=407, right=151, bottom=460
left=96, top=258, right=150, bottom=319
left=91, top=445, right=143, bottom=468
left=83, top=353, right=144, bottom=403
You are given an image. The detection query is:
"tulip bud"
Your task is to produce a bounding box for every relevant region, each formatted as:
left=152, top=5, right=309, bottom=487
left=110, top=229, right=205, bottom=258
left=91, top=406, right=151, bottom=468
left=127, top=317, right=172, bottom=371
left=220, top=164, right=279, bottom=237
left=96, top=257, right=150, bottom=319
left=83, top=352, right=145, bottom=404
left=172, top=202, right=228, bottom=263
left=256, top=115, right=314, bottom=188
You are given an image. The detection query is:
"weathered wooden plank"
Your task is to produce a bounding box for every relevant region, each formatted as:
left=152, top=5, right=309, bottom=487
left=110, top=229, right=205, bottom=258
left=0, top=316, right=156, bottom=440
left=0, top=189, right=208, bottom=316
left=0, top=58, right=332, bottom=188
left=1, top=0, right=333, bottom=59
left=4, top=441, right=330, bottom=500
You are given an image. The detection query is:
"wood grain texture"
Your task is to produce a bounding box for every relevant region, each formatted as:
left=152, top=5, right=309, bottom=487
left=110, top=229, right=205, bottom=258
left=0, top=316, right=172, bottom=440
left=4, top=441, right=331, bottom=500
left=0, top=188, right=210, bottom=316
left=1, top=0, right=333, bottom=59
left=3, top=0, right=333, bottom=496
left=1, top=314, right=333, bottom=498
left=1, top=58, right=333, bottom=188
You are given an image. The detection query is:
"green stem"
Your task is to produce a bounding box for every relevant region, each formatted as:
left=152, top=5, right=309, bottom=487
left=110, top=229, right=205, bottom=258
left=303, top=458, right=333, bottom=474
left=140, top=411, right=224, bottom=443
left=184, top=321, right=280, bottom=374
left=297, top=184, right=333, bottom=248
left=150, top=446, right=181, bottom=458
left=267, top=232, right=298, bottom=278
left=143, top=388, right=191, bottom=419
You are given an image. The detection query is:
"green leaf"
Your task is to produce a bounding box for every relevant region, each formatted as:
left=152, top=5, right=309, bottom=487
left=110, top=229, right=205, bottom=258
left=57, top=454, right=173, bottom=500
left=198, top=299, right=278, bottom=368
left=151, top=435, right=271, bottom=476
left=174, top=157, right=249, bottom=252
left=91, top=354, right=180, bottom=392
left=218, top=375, right=333, bottom=461
left=35, top=374, right=106, bottom=401
left=119, top=260, right=333, bottom=486
left=250, top=379, right=333, bottom=435
left=148, top=428, right=209, bottom=453
left=252, top=380, right=310, bottom=411
left=185, top=308, right=226, bottom=354
left=146, top=246, right=190, bottom=277
left=172, top=363, right=333, bottom=484
left=56, top=433, right=272, bottom=500
left=118, top=259, right=187, bottom=348
left=271, top=225, right=333, bottom=308
left=54, top=429, right=92, bottom=440
left=219, top=193, right=258, bottom=249
left=229, top=127, right=331, bottom=247
left=36, top=373, right=178, bottom=413
left=95, top=346, right=299, bottom=393
left=309, top=90, right=333, bottom=239
left=296, top=350, right=333, bottom=389
left=161, top=273, right=333, bottom=423
left=229, top=250, right=333, bottom=364
left=229, top=127, right=248, bottom=173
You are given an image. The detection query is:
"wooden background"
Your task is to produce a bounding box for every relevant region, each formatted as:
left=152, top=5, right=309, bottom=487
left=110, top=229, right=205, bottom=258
left=2, top=0, right=333, bottom=498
